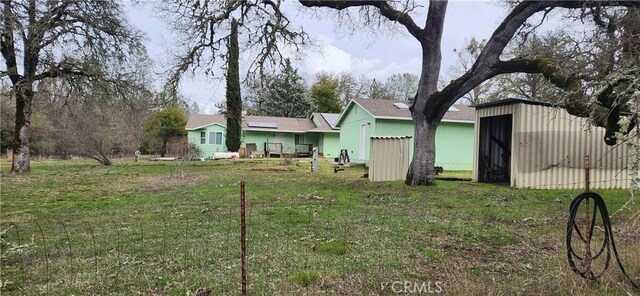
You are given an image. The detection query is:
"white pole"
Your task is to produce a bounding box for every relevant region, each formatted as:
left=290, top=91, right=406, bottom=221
left=312, top=147, right=318, bottom=172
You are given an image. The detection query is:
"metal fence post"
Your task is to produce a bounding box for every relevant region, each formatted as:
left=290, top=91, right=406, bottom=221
left=584, top=155, right=592, bottom=289
left=240, top=181, right=247, bottom=296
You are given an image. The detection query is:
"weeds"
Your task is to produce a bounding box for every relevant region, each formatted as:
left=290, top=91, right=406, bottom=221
left=314, top=240, right=349, bottom=255
left=290, top=270, right=320, bottom=287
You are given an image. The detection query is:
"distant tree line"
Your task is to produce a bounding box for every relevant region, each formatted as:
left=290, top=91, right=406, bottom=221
left=0, top=75, right=194, bottom=164
left=239, top=60, right=420, bottom=118
left=0, top=0, right=197, bottom=171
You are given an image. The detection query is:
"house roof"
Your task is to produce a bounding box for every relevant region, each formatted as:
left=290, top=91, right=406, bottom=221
left=186, top=113, right=335, bottom=133
left=242, top=115, right=317, bottom=132
left=186, top=114, right=226, bottom=130
left=472, top=98, right=555, bottom=110
left=321, top=113, right=340, bottom=129
left=336, top=99, right=475, bottom=126
left=309, top=112, right=340, bottom=133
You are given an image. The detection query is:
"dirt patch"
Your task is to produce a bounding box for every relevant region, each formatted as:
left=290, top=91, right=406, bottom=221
left=0, top=212, right=35, bottom=224
left=248, top=167, right=295, bottom=172
left=297, top=191, right=326, bottom=201
left=145, top=174, right=209, bottom=188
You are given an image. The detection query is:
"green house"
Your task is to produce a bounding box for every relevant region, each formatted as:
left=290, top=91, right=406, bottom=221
left=335, top=99, right=475, bottom=170
left=186, top=113, right=340, bottom=159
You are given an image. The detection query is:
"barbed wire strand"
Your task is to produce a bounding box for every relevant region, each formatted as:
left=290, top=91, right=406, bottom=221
left=58, top=222, right=72, bottom=255
left=7, top=222, right=26, bottom=275
left=35, top=221, right=49, bottom=295
left=109, top=221, right=121, bottom=291
left=84, top=222, right=98, bottom=276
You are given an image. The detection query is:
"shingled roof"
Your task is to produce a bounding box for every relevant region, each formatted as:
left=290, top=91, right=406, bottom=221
left=243, top=115, right=316, bottom=132
left=186, top=114, right=227, bottom=130
left=186, top=114, right=330, bottom=133
left=336, top=99, right=475, bottom=126
left=309, top=113, right=340, bottom=133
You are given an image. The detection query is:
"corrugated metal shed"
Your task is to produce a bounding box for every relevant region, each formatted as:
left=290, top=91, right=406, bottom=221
left=369, top=136, right=411, bottom=182
left=473, top=99, right=634, bottom=189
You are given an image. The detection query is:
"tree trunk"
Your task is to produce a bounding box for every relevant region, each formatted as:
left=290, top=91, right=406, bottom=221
left=402, top=1, right=448, bottom=186
left=97, top=157, right=112, bottom=166
left=405, top=112, right=439, bottom=186
left=11, top=82, right=33, bottom=173
left=161, top=138, right=166, bottom=157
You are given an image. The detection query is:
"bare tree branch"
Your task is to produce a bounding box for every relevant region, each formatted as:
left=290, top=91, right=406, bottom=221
left=299, top=0, right=424, bottom=40
left=438, top=1, right=640, bottom=111
left=161, top=0, right=310, bottom=91
left=1, top=0, right=21, bottom=84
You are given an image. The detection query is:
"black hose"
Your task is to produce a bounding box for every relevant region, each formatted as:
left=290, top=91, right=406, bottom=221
left=566, top=191, right=639, bottom=290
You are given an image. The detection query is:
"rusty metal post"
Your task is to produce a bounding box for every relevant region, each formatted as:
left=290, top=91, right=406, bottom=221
left=584, top=155, right=592, bottom=289
left=240, top=181, right=247, bottom=296
left=585, top=155, right=590, bottom=192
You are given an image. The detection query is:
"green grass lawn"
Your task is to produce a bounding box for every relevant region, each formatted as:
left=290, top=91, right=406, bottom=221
left=1, top=157, right=639, bottom=295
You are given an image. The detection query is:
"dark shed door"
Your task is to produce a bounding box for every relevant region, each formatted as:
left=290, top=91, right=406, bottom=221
left=478, top=114, right=512, bottom=184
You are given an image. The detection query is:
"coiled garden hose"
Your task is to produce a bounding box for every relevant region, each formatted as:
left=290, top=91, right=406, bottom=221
left=566, top=191, right=639, bottom=290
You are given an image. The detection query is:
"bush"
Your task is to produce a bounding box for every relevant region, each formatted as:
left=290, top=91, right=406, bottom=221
left=167, top=138, right=202, bottom=178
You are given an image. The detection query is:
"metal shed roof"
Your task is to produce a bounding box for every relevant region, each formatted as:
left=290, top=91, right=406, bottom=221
left=472, top=98, right=555, bottom=110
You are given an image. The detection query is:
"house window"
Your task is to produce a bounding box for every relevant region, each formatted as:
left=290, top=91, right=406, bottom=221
left=200, top=132, right=206, bottom=144
left=209, top=132, right=223, bottom=145
left=295, top=135, right=305, bottom=144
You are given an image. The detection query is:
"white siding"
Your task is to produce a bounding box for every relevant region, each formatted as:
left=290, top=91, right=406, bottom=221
left=514, top=104, right=630, bottom=189
left=369, top=137, right=411, bottom=182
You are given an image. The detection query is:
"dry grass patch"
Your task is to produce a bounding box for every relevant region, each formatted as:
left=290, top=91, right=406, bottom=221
left=144, top=174, right=209, bottom=188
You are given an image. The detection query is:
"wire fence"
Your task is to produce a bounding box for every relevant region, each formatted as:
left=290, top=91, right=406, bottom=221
left=0, top=203, right=389, bottom=295
left=2, top=184, right=638, bottom=295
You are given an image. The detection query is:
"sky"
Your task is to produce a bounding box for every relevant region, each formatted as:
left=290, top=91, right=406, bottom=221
left=124, top=1, right=545, bottom=114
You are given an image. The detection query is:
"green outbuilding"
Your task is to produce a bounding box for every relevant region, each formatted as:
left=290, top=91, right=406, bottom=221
left=186, top=113, right=340, bottom=159
left=335, top=99, right=475, bottom=170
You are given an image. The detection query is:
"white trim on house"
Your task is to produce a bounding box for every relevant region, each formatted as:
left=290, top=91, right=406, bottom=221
left=335, top=100, right=377, bottom=127
left=441, top=119, right=475, bottom=124
left=374, top=116, right=474, bottom=124
left=186, top=122, right=227, bottom=130
left=306, top=130, right=340, bottom=133
left=243, top=128, right=308, bottom=133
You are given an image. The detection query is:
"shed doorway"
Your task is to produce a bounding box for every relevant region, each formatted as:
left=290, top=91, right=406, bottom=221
left=478, top=114, right=512, bottom=184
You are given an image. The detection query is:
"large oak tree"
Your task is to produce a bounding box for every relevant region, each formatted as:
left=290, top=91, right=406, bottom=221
left=1, top=0, right=142, bottom=172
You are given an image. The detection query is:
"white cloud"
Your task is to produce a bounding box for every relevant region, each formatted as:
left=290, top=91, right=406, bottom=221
left=364, top=58, right=422, bottom=81
left=300, top=35, right=353, bottom=74
left=300, top=35, right=420, bottom=81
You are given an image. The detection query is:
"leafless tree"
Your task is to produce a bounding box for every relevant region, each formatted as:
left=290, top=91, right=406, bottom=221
left=46, top=80, right=148, bottom=165
left=1, top=0, right=143, bottom=172
left=27, top=53, right=157, bottom=165
left=384, top=73, right=419, bottom=101
left=446, top=38, right=495, bottom=105
left=167, top=138, right=201, bottom=179
left=159, top=0, right=310, bottom=91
